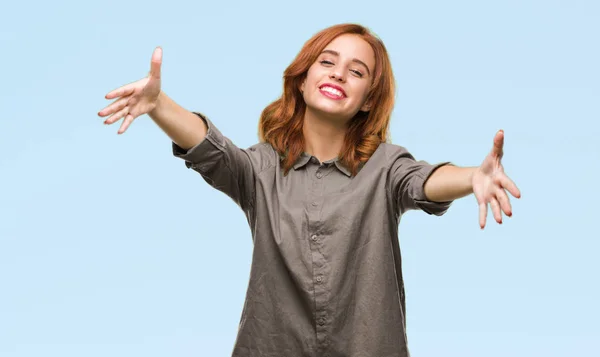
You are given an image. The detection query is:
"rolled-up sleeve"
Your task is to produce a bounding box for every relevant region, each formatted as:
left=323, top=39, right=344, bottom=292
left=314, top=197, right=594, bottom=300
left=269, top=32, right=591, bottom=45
left=172, top=112, right=255, bottom=215
left=388, top=146, right=453, bottom=216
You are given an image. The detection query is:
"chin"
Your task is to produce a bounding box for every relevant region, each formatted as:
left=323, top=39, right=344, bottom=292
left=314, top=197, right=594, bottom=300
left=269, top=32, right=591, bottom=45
left=308, top=99, right=344, bottom=114
left=311, top=106, right=354, bottom=124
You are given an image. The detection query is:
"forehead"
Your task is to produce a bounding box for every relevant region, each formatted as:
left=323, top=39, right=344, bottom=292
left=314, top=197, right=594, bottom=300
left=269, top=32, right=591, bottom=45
left=322, top=34, right=375, bottom=71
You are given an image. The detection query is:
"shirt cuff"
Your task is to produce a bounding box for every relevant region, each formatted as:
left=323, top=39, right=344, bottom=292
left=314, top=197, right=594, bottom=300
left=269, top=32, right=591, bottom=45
left=413, top=162, right=454, bottom=216
left=172, top=112, right=226, bottom=170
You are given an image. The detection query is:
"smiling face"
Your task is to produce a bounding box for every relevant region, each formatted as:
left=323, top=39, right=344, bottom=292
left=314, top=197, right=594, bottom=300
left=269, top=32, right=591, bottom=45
left=300, top=34, right=376, bottom=125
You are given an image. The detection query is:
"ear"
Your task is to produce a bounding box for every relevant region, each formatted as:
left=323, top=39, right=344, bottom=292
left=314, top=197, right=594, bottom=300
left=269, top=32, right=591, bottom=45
left=360, top=98, right=372, bottom=112
left=299, top=80, right=306, bottom=93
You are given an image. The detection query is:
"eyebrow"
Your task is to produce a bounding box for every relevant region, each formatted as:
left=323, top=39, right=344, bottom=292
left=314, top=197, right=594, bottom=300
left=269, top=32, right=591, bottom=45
left=320, top=49, right=371, bottom=76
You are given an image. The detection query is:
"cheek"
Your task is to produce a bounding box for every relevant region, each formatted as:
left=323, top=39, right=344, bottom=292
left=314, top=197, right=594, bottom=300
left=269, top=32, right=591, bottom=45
left=305, top=69, right=320, bottom=87
left=353, top=83, right=371, bottom=103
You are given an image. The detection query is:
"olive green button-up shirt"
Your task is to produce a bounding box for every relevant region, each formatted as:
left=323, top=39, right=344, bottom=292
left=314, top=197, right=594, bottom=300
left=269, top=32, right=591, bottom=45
left=173, top=113, right=453, bottom=357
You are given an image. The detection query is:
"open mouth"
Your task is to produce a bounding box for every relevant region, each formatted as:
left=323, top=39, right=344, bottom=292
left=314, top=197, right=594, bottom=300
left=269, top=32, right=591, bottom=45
left=319, top=84, right=346, bottom=100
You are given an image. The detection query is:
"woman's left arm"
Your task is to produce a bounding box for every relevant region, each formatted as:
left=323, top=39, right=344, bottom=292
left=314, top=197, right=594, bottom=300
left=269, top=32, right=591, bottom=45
left=424, top=130, right=521, bottom=229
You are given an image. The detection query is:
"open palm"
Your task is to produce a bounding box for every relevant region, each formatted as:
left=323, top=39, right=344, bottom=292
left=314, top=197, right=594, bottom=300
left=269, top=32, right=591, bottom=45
left=472, top=130, right=521, bottom=229
left=98, top=47, right=163, bottom=134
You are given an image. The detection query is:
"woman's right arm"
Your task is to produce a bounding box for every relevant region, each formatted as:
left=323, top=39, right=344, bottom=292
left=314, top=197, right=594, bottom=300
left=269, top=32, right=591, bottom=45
left=148, top=91, right=207, bottom=150
left=98, top=46, right=206, bottom=149
left=98, top=47, right=258, bottom=216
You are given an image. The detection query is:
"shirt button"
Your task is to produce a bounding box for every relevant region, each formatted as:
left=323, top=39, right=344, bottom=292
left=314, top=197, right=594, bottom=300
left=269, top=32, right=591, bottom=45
left=316, top=276, right=323, bottom=283
left=318, top=318, right=326, bottom=326
left=311, top=235, right=318, bottom=241
left=316, top=171, right=323, bottom=179
left=311, top=201, right=318, bottom=207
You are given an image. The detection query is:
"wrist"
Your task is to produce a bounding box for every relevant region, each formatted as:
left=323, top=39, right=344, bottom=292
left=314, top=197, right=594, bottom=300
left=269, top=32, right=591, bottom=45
left=469, top=167, right=478, bottom=191
left=148, top=91, right=165, bottom=118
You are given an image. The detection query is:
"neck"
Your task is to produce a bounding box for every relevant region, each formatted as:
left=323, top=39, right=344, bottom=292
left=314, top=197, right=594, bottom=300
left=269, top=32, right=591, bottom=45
left=302, top=108, right=347, bottom=163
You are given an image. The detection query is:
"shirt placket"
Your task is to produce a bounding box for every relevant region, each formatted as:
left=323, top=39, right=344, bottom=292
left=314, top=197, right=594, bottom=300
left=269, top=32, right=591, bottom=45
left=306, top=160, right=333, bottom=356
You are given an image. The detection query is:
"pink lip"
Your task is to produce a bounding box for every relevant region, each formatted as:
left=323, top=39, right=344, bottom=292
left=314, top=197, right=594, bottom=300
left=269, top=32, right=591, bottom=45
left=319, top=83, right=346, bottom=100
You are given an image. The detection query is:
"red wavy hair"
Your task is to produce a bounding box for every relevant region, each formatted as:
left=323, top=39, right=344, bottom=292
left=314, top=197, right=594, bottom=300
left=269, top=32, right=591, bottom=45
left=258, top=23, right=395, bottom=176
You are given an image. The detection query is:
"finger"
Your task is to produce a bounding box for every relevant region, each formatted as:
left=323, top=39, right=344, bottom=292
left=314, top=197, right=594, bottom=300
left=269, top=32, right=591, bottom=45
left=490, top=197, right=502, bottom=224
left=149, top=47, right=162, bottom=79
left=118, top=114, right=135, bottom=134
left=104, top=106, right=129, bottom=125
left=496, top=187, right=512, bottom=217
left=498, top=173, right=521, bottom=199
left=492, top=130, right=504, bottom=158
left=105, top=83, right=136, bottom=100
left=478, top=202, right=487, bottom=229
left=98, top=96, right=129, bottom=117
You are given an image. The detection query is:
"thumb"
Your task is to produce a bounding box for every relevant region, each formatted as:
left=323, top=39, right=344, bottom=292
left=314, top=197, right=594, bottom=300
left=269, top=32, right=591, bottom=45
left=492, top=129, right=504, bottom=157
left=149, top=46, right=162, bottom=79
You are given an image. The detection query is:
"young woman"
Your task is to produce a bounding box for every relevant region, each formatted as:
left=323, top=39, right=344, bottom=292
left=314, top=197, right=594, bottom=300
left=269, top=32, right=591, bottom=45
left=98, top=23, right=520, bottom=357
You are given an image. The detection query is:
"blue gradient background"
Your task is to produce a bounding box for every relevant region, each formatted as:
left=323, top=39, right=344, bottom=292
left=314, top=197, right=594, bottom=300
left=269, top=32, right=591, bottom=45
left=1, top=1, right=598, bottom=356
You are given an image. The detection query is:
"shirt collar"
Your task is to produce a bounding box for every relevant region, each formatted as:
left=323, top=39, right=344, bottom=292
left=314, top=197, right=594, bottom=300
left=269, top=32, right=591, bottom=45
left=292, top=152, right=311, bottom=170
left=292, top=152, right=352, bottom=177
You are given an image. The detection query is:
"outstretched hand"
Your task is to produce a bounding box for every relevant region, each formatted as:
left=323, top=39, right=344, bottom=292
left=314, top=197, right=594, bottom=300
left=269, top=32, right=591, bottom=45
left=98, top=47, right=163, bottom=134
left=472, top=130, right=521, bottom=229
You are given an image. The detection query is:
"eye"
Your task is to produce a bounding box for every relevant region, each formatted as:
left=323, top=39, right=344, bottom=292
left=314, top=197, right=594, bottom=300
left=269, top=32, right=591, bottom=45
left=320, top=60, right=334, bottom=66
left=350, top=69, right=364, bottom=78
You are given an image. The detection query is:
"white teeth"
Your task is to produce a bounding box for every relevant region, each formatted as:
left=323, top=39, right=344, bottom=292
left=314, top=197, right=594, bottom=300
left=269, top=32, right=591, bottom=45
left=321, top=86, right=343, bottom=97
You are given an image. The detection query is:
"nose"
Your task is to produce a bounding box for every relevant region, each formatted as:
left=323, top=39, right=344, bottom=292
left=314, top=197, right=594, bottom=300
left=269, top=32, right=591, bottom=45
left=329, top=69, right=345, bottom=82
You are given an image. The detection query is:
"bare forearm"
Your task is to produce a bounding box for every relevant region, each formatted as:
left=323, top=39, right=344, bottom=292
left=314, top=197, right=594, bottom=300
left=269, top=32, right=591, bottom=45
left=424, top=165, right=477, bottom=202
left=148, top=91, right=207, bottom=150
